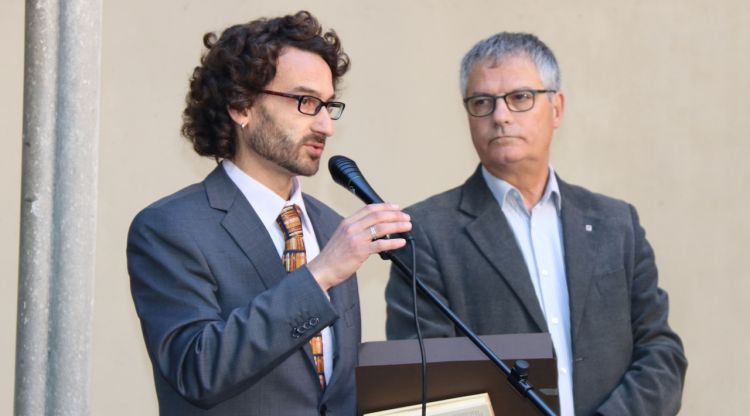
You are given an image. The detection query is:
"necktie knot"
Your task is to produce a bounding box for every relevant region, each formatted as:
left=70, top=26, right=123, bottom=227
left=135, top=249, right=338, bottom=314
left=277, top=204, right=307, bottom=273
left=277, top=204, right=304, bottom=238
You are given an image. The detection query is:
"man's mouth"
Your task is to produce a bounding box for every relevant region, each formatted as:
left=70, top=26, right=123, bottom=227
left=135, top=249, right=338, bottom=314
left=303, top=139, right=325, bottom=157
left=490, top=135, right=520, bottom=143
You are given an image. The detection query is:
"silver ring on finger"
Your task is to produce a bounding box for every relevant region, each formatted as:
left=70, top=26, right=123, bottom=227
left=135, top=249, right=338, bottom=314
left=368, top=225, right=378, bottom=241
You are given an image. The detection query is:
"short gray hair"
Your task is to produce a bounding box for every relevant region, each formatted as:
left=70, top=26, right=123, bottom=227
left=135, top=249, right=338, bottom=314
left=459, top=32, right=560, bottom=96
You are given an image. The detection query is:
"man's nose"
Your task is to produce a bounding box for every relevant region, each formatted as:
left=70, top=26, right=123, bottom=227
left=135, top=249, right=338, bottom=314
left=311, top=109, right=335, bottom=137
left=492, top=97, right=514, bottom=125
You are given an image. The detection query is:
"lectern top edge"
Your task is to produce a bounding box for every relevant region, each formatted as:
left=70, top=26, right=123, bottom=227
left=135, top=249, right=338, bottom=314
left=358, top=333, right=554, bottom=367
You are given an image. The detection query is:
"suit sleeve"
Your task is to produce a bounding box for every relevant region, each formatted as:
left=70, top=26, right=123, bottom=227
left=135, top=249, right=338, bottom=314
left=594, top=205, right=687, bottom=415
left=385, top=218, right=457, bottom=339
left=126, top=206, right=339, bottom=409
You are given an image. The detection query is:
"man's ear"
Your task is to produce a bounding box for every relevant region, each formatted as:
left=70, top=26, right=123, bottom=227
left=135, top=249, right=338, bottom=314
left=552, top=91, right=564, bottom=128
left=227, top=106, right=250, bottom=128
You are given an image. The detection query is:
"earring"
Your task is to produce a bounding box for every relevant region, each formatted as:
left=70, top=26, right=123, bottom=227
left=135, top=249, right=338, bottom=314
left=240, top=122, right=247, bottom=129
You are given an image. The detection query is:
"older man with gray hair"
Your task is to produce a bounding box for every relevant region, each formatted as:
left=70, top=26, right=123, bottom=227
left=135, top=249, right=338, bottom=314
left=385, top=32, right=687, bottom=415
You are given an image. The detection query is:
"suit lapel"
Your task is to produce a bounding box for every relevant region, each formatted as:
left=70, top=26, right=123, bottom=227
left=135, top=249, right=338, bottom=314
left=461, top=168, right=548, bottom=332
left=304, top=194, right=335, bottom=248
left=204, top=165, right=286, bottom=290
left=558, top=179, right=604, bottom=343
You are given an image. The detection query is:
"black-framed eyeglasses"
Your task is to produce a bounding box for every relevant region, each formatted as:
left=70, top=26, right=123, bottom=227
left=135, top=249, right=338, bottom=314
left=463, top=89, right=556, bottom=117
left=260, top=90, right=346, bottom=120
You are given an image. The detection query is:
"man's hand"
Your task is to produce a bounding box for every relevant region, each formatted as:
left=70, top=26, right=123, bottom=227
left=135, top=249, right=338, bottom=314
left=307, top=203, right=411, bottom=291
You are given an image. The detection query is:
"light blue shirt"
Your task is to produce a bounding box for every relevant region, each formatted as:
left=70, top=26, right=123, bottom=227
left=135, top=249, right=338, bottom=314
left=481, top=166, right=574, bottom=416
left=223, top=160, right=333, bottom=383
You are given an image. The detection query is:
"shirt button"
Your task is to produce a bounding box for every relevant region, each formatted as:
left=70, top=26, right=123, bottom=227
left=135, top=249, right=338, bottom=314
left=560, top=367, right=568, bottom=374
left=550, top=317, right=560, bottom=325
left=541, top=269, right=549, bottom=276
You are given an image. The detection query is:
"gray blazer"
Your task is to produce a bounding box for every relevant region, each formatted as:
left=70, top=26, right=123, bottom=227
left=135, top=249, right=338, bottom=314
left=128, top=165, right=361, bottom=415
left=385, top=167, right=686, bottom=416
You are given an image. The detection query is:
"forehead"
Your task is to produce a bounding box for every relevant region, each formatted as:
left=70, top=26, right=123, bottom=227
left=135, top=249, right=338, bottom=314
left=268, top=47, right=335, bottom=98
left=466, top=55, right=543, bottom=94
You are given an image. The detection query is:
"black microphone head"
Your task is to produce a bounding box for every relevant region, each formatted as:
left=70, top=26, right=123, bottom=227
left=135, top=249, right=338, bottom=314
left=328, top=155, right=361, bottom=188
left=328, top=155, right=384, bottom=204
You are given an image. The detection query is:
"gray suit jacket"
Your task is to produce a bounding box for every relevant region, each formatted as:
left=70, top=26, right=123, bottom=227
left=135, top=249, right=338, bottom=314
left=385, top=167, right=686, bottom=416
left=128, top=165, right=361, bottom=415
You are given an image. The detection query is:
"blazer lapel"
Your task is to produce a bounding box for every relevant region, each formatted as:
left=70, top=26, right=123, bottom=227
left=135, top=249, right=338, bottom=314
left=305, top=194, right=336, bottom=249
left=204, top=165, right=286, bottom=290
left=558, top=179, right=605, bottom=343
left=461, top=168, right=548, bottom=332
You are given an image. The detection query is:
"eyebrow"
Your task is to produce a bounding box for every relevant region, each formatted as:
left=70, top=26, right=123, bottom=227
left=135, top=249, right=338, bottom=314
left=289, top=86, right=337, bottom=101
left=468, top=86, right=538, bottom=96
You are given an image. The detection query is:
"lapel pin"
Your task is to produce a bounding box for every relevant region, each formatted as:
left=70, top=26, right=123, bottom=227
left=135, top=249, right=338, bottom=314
left=585, top=224, right=593, bottom=232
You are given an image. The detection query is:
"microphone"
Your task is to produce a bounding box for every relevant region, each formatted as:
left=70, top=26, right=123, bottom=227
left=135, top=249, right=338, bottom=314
left=328, top=155, right=412, bottom=240
left=328, top=155, right=385, bottom=204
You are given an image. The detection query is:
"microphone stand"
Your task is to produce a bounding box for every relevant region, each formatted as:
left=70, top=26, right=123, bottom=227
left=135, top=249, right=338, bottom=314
left=381, top=250, right=557, bottom=416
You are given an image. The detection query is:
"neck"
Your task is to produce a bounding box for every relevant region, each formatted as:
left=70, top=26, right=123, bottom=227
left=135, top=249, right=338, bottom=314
left=486, top=163, right=550, bottom=211
left=231, top=149, right=294, bottom=200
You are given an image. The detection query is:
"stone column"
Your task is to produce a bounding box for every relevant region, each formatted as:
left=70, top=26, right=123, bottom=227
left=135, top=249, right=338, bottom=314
left=15, top=0, right=102, bottom=414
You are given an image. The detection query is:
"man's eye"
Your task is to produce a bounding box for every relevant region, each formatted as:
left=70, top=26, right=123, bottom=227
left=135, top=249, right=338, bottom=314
left=471, top=97, right=491, bottom=106
left=510, top=91, right=533, bottom=101
left=300, top=96, right=316, bottom=107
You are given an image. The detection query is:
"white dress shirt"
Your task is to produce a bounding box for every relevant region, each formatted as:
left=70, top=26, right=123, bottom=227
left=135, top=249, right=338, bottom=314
left=223, top=160, right=334, bottom=383
left=482, top=166, right=574, bottom=416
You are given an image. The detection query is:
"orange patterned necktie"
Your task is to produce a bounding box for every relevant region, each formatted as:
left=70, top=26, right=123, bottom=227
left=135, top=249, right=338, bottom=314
left=276, top=204, right=326, bottom=389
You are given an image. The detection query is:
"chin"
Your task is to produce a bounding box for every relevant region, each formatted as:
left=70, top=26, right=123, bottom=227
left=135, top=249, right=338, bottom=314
left=484, top=155, right=514, bottom=167
left=290, top=161, right=320, bottom=177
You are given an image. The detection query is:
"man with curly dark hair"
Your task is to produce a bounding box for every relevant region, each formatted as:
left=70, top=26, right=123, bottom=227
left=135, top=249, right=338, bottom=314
left=127, top=11, right=411, bottom=415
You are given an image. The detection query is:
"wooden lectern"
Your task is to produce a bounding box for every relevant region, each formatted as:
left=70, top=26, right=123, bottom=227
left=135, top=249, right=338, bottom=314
left=356, top=333, right=559, bottom=415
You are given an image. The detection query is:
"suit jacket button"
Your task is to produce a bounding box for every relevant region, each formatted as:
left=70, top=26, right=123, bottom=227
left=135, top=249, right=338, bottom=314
left=310, top=317, right=319, bottom=325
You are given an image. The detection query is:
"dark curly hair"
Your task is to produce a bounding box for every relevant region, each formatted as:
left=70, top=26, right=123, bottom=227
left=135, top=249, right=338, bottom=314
left=181, top=11, right=350, bottom=159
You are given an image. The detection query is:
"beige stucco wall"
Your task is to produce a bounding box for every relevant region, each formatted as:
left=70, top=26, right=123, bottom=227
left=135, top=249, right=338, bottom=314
left=2, top=1, right=748, bottom=414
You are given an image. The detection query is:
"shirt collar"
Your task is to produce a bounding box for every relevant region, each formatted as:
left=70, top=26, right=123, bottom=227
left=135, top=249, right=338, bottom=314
left=222, top=159, right=311, bottom=230
left=481, top=165, right=562, bottom=214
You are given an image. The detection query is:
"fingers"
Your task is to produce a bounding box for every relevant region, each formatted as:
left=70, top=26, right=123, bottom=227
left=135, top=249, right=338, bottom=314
left=360, top=208, right=412, bottom=252
left=339, top=203, right=410, bottom=242
left=370, top=237, right=408, bottom=252
left=347, top=203, right=405, bottom=224
left=357, top=205, right=411, bottom=230
left=365, top=221, right=412, bottom=241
